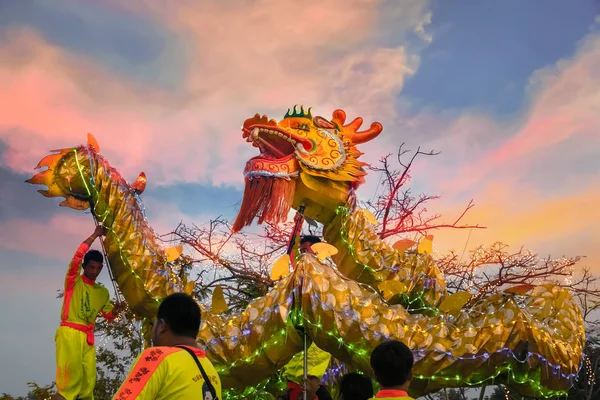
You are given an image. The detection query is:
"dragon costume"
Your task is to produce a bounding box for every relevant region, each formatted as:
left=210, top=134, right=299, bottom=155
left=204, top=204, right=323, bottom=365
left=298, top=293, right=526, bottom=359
left=27, top=108, right=585, bottom=399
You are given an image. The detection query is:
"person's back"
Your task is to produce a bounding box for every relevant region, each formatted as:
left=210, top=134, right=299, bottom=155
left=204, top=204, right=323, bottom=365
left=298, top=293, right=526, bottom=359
left=113, top=345, right=220, bottom=399
left=369, top=340, right=414, bottom=400
left=113, top=293, right=221, bottom=400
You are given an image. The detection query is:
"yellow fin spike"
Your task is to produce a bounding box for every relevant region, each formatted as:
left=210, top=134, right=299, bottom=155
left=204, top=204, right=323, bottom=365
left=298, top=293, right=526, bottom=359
left=211, top=285, right=228, bottom=314
left=438, top=291, right=471, bottom=316
left=184, top=280, right=195, bottom=295
left=311, top=243, right=338, bottom=261
left=417, top=235, right=434, bottom=254
left=361, top=209, right=379, bottom=226
left=165, top=245, right=183, bottom=262
left=378, top=280, right=408, bottom=301
left=270, top=254, right=291, bottom=281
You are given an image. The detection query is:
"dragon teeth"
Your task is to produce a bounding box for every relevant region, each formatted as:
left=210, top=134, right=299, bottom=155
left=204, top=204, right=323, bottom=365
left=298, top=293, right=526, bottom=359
left=296, top=143, right=308, bottom=154
left=254, top=127, right=299, bottom=147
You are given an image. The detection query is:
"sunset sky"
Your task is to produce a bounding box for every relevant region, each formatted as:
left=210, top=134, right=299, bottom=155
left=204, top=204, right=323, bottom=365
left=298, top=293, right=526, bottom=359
left=1, top=0, right=599, bottom=395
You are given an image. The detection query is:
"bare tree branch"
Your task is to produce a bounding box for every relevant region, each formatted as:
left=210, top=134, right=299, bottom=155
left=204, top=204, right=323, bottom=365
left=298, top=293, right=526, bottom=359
left=365, top=143, right=484, bottom=239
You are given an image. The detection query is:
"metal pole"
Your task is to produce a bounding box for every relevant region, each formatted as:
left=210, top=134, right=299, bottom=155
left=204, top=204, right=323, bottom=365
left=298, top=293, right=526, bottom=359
left=478, top=385, right=487, bottom=400
left=286, top=205, right=306, bottom=270
left=303, top=327, right=308, bottom=400
left=89, top=202, right=122, bottom=303
left=288, top=204, right=307, bottom=399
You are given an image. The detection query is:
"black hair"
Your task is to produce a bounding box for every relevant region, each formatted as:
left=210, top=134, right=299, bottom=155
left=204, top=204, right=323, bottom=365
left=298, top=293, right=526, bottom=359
left=83, top=250, right=103, bottom=267
left=300, top=235, right=321, bottom=245
left=157, top=293, right=201, bottom=338
left=370, top=340, right=413, bottom=388
left=338, top=372, right=373, bottom=400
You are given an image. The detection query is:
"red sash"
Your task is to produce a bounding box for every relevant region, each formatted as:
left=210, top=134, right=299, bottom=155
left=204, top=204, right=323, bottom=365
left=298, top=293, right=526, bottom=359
left=60, top=321, right=95, bottom=346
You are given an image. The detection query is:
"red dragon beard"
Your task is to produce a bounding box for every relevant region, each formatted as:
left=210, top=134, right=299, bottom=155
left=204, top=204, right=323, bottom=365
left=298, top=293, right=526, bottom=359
left=231, top=175, right=296, bottom=233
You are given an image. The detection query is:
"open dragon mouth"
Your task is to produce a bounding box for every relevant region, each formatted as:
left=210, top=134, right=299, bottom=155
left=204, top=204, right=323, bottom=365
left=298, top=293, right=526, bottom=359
left=242, top=114, right=313, bottom=161
left=232, top=114, right=312, bottom=233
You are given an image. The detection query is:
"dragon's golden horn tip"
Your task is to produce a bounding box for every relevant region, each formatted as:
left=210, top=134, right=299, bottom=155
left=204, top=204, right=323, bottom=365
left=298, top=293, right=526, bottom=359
left=87, top=133, right=100, bottom=153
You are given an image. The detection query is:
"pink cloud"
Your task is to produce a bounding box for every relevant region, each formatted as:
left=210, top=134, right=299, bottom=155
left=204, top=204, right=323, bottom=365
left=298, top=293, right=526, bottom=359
left=0, top=1, right=429, bottom=188
left=0, top=30, right=202, bottom=181
left=436, top=34, right=600, bottom=193
left=431, top=180, right=600, bottom=271
left=349, top=32, right=600, bottom=275
left=4, top=0, right=596, bottom=280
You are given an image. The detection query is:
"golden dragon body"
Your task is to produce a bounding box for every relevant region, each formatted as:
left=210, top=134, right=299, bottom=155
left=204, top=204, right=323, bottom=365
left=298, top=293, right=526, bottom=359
left=27, top=107, right=584, bottom=398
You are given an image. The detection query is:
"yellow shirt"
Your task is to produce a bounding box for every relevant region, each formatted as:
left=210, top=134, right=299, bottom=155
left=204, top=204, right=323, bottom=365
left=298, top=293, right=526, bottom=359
left=61, top=242, right=114, bottom=325
left=113, top=346, right=222, bottom=400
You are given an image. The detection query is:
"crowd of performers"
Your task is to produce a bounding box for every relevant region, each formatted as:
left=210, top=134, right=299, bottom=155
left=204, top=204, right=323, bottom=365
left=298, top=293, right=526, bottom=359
left=53, top=228, right=416, bottom=400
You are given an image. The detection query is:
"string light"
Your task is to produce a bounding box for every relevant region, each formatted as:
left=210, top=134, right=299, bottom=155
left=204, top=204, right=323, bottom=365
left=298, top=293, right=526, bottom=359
left=207, top=275, right=579, bottom=399
left=335, top=205, right=441, bottom=315
left=73, top=148, right=185, bottom=314
left=61, top=147, right=583, bottom=399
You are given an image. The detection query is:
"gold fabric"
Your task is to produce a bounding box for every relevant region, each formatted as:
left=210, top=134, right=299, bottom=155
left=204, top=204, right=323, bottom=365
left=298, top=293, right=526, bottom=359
left=197, top=254, right=584, bottom=397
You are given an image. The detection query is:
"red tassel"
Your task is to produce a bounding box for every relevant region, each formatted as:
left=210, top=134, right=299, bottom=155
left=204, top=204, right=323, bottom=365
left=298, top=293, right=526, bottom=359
left=232, top=177, right=295, bottom=233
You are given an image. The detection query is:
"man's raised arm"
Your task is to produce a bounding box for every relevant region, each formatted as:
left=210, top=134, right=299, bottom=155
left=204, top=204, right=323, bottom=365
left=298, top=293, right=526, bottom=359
left=64, top=225, right=106, bottom=290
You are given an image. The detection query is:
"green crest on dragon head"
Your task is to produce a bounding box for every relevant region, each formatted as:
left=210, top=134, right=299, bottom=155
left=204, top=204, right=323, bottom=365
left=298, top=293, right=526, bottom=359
left=233, top=106, right=383, bottom=232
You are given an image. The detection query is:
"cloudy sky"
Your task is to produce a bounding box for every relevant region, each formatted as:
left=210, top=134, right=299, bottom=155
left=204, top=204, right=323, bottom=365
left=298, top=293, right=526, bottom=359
left=1, top=0, right=599, bottom=395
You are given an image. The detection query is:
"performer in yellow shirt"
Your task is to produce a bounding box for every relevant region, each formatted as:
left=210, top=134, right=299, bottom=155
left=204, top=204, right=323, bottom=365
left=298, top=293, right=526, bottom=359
left=369, top=340, right=414, bottom=400
left=113, top=293, right=222, bottom=399
left=55, top=226, right=123, bottom=400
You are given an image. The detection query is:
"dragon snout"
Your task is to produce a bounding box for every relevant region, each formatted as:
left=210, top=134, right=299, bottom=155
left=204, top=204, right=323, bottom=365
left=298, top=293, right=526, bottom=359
left=242, top=114, right=277, bottom=135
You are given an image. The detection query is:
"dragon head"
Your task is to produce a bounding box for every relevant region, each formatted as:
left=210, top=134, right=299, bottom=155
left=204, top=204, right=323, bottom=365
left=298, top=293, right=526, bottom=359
left=232, top=106, right=382, bottom=232
left=26, top=134, right=147, bottom=212
left=25, top=134, right=102, bottom=210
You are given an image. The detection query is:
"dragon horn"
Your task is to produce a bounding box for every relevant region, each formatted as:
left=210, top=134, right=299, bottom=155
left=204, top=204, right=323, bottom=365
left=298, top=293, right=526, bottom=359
left=331, top=109, right=383, bottom=144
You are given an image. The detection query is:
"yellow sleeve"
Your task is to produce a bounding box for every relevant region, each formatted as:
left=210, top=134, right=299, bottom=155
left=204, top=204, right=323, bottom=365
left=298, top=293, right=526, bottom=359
left=112, top=348, right=171, bottom=399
